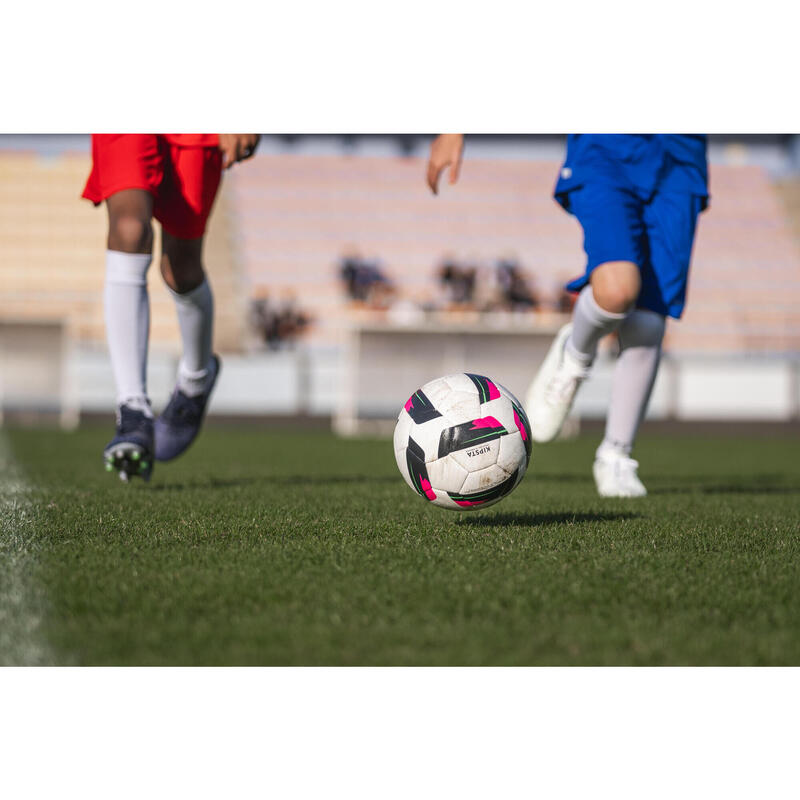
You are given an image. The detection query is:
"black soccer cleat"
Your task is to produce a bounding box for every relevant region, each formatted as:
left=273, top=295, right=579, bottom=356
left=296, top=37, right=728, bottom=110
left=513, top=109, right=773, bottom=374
left=103, top=404, right=155, bottom=482
left=154, top=355, right=220, bottom=462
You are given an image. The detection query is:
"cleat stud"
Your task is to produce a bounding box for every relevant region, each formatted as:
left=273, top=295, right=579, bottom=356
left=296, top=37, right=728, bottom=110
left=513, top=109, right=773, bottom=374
left=105, top=463, right=114, bottom=472
left=140, top=461, right=149, bottom=469
left=119, top=471, right=128, bottom=482
left=116, top=449, right=124, bottom=459
left=131, top=451, right=141, bottom=461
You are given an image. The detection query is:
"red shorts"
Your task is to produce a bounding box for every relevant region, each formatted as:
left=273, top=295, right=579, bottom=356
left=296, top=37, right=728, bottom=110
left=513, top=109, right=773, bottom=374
left=82, top=134, right=223, bottom=239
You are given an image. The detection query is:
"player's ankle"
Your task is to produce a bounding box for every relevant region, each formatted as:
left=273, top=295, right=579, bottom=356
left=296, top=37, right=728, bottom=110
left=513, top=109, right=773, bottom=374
left=120, top=395, right=154, bottom=418
left=564, top=339, right=592, bottom=374
left=596, top=438, right=632, bottom=461
left=177, top=360, right=213, bottom=397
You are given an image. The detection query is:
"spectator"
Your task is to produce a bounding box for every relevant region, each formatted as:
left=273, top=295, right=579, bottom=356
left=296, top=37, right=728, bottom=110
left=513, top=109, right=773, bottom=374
left=495, top=258, right=539, bottom=311
left=250, top=292, right=312, bottom=350
left=339, top=249, right=395, bottom=308
left=438, top=257, right=477, bottom=308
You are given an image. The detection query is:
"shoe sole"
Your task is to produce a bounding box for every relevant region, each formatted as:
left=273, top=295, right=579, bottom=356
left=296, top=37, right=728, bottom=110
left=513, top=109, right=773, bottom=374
left=103, top=442, right=153, bottom=483
left=524, top=323, right=574, bottom=443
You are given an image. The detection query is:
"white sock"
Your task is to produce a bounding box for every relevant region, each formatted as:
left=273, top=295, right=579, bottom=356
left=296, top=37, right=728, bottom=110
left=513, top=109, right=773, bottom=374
left=104, top=250, right=153, bottom=416
left=567, top=285, right=628, bottom=367
left=170, top=278, right=214, bottom=397
left=600, top=309, right=666, bottom=457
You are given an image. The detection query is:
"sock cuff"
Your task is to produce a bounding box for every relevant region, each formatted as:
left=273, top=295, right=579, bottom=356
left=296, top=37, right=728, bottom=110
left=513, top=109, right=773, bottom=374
left=597, top=438, right=632, bottom=459
left=178, top=359, right=212, bottom=380
left=582, top=285, right=628, bottom=322
left=618, top=309, right=666, bottom=349
left=167, top=278, right=212, bottom=305
left=106, top=250, right=152, bottom=286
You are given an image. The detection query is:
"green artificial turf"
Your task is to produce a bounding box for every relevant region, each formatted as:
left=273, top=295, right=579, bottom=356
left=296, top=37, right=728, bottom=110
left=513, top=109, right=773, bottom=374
left=2, top=424, right=799, bottom=665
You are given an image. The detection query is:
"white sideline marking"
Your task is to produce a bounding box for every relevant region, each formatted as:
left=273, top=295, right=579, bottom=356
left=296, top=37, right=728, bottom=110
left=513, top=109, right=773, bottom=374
left=0, top=433, right=53, bottom=665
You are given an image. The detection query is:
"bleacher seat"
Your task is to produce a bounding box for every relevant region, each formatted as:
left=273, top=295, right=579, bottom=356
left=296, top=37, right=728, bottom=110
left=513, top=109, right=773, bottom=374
left=227, top=154, right=800, bottom=354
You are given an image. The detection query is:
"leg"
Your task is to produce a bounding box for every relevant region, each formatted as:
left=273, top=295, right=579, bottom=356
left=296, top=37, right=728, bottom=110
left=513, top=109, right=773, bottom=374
left=602, top=309, right=666, bottom=457
left=104, top=190, right=154, bottom=412
left=153, top=236, right=220, bottom=463
left=161, top=232, right=214, bottom=396
left=593, top=310, right=665, bottom=498
left=525, top=184, right=646, bottom=442
left=526, top=261, right=641, bottom=443
left=566, top=260, right=641, bottom=366
left=152, top=142, right=224, bottom=462
left=102, top=189, right=156, bottom=480
left=593, top=190, right=702, bottom=497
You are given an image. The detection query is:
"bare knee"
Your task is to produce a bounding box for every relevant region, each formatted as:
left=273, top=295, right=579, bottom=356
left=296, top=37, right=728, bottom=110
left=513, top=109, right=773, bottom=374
left=161, top=234, right=205, bottom=293
left=590, top=261, right=641, bottom=314
left=108, top=214, right=153, bottom=254
left=106, top=190, right=154, bottom=254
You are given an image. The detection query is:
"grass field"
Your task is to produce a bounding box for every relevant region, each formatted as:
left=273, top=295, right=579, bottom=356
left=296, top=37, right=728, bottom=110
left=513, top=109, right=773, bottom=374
left=2, top=424, right=799, bottom=666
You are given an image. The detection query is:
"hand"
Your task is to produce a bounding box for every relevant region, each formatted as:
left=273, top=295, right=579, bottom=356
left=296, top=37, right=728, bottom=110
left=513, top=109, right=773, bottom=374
left=427, top=134, right=464, bottom=195
left=219, top=134, right=261, bottom=169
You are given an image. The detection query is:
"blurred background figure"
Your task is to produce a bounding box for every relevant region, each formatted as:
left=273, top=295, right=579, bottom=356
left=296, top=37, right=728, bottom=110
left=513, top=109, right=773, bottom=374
left=250, top=288, right=312, bottom=351
left=437, top=256, right=477, bottom=309
left=339, top=249, right=395, bottom=309
left=494, top=256, right=539, bottom=312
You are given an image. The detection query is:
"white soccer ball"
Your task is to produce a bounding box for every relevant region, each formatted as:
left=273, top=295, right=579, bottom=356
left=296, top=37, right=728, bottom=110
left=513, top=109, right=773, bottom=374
left=393, top=373, right=532, bottom=510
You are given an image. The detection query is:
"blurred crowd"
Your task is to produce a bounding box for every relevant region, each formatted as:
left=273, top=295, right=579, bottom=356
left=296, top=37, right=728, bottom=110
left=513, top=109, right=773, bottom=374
left=339, top=250, right=575, bottom=314
left=249, top=291, right=312, bottom=350
left=248, top=251, right=575, bottom=348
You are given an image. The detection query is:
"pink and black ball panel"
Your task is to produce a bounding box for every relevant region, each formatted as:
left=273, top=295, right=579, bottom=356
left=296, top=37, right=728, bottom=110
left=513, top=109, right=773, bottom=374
left=403, top=390, right=442, bottom=425
left=405, top=436, right=436, bottom=502
left=437, top=416, right=509, bottom=459
left=446, top=467, right=521, bottom=508
left=510, top=401, right=532, bottom=463
left=465, top=373, right=502, bottom=404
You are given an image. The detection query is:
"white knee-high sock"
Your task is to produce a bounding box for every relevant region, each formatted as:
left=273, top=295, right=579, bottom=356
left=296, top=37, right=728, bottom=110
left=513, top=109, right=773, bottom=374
left=104, top=250, right=153, bottom=415
left=170, top=278, right=214, bottom=397
left=599, top=309, right=666, bottom=458
left=566, top=285, right=629, bottom=367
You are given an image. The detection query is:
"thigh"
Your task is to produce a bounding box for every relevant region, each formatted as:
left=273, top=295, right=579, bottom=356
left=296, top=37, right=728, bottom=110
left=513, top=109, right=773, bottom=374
left=640, top=192, right=704, bottom=319
left=564, top=183, right=647, bottom=295
left=154, top=144, right=223, bottom=239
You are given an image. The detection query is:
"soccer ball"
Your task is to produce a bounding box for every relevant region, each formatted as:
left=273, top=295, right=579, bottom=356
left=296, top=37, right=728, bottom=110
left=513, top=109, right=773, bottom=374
left=393, top=373, right=532, bottom=510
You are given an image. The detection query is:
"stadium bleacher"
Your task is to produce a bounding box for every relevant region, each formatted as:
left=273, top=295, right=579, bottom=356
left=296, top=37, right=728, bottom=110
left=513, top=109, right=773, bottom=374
left=2, top=143, right=799, bottom=359
left=0, top=152, right=244, bottom=353
left=227, top=153, right=800, bottom=354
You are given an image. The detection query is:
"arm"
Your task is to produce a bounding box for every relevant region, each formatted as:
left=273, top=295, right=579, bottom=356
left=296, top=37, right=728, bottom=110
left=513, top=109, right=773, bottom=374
left=426, top=134, right=464, bottom=195
left=219, top=134, right=261, bottom=170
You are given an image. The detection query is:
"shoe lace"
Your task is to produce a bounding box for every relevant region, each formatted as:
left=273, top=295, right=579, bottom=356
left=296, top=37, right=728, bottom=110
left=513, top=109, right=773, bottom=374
left=544, top=365, right=586, bottom=406
left=118, top=405, right=149, bottom=434
left=162, top=390, right=204, bottom=424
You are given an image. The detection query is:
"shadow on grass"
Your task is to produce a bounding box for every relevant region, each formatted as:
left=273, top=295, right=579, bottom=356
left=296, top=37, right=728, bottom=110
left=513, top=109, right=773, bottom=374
left=648, top=474, right=800, bottom=496
left=152, top=474, right=399, bottom=491
left=457, top=511, right=643, bottom=528
left=528, top=473, right=593, bottom=484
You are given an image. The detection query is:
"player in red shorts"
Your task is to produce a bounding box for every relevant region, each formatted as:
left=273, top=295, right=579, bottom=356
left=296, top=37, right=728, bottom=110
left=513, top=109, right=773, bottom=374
left=83, top=133, right=259, bottom=481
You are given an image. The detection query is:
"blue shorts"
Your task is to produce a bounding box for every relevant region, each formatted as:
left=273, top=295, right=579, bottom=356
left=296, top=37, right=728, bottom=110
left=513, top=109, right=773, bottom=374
left=562, top=183, right=705, bottom=319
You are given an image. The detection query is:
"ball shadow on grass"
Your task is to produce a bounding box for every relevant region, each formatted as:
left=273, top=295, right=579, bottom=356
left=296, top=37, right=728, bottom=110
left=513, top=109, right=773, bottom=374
left=456, top=510, right=643, bottom=527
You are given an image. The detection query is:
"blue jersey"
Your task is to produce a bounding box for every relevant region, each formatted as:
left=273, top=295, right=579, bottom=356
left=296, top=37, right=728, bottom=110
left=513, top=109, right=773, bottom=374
left=554, top=134, right=708, bottom=203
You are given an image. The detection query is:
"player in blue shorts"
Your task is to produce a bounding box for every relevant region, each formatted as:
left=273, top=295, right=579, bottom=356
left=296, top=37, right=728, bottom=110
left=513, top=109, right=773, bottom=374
left=427, top=134, right=708, bottom=497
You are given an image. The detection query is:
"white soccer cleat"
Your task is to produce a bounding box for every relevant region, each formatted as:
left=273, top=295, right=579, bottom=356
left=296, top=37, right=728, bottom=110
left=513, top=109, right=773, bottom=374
left=524, top=323, right=588, bottom=443
left=593, top=452, right=648, bottom=498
